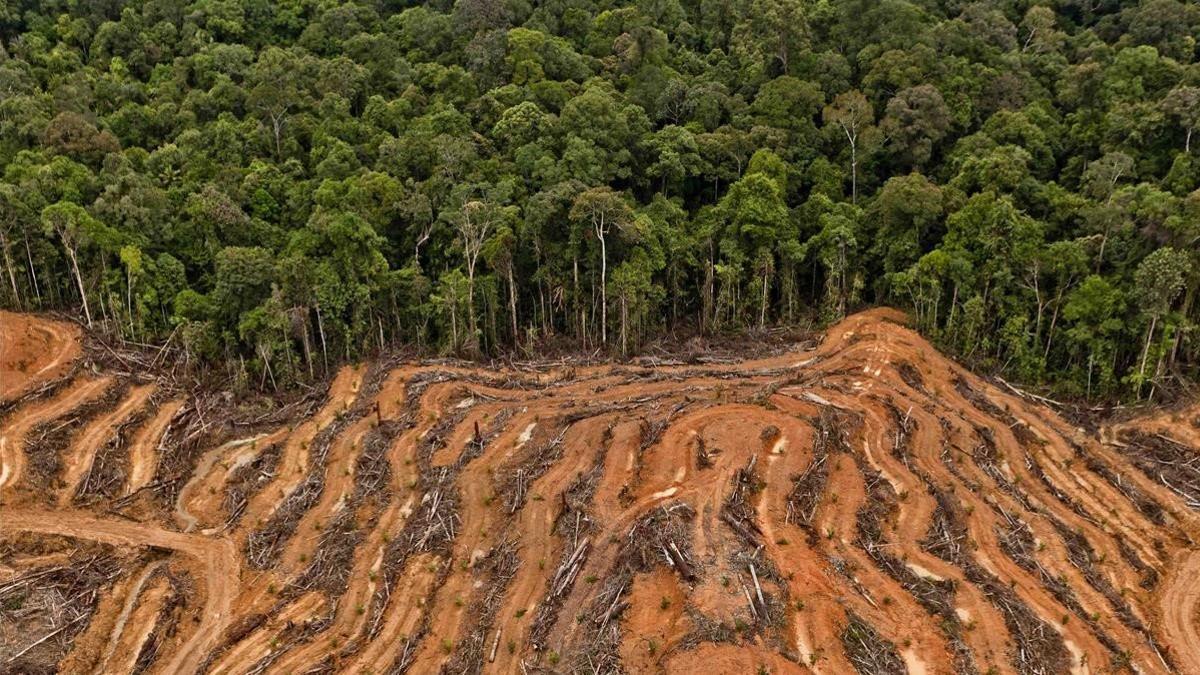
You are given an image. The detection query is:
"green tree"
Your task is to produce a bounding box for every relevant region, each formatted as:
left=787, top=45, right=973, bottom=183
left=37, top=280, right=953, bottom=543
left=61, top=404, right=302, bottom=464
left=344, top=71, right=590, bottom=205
left=881, top=85, right=952, bottom=170
left=118, top=244, right=145, bottom=338
left=719, top=163, right=790, bottom=326
left=0, top=184, right=30, bottom=307
left=483, top=225, right=520, bottom=344
left=1132, top=247, right=1192, bottom=397
left=212, top=246, right=277, bottom=332
left=868, top=173, right=944, bottom=281
left=806, top=200, right=863, bottom=320
left=644, top=125, right=702, bottom=195
left=731, top=0, right=809, bottom=75
left=611, top=247, right=662, bottom=355
left=285, top=211, right=388, bottom=360
left=238, top=294, right=294, bottom=390
left=1063, top=275, right=1126, bottom=396
left=249, top=47, right=312, bottom=159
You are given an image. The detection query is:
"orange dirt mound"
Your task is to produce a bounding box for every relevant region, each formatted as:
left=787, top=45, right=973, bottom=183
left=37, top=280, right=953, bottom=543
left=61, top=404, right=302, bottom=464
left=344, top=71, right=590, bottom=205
left=1, top=309, right=1199, bottom=675
left=0, top=311, right=80, bottom=403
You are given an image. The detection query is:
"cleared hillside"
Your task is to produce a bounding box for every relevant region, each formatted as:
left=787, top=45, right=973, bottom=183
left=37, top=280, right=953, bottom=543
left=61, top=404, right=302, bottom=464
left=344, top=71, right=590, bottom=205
left=1, top=309, right=1199, bottom=674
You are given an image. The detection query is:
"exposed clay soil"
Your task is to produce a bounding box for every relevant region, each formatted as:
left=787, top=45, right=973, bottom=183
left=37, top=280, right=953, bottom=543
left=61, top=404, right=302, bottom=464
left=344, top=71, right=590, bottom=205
left=1, top=309, right=1199, bottom=674
left=0, top=311, right=80, bottom=405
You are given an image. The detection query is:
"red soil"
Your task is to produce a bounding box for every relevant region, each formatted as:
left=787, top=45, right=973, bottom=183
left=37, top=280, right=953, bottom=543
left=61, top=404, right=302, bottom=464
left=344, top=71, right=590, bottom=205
left=1, top=309, right=1199, bottom=675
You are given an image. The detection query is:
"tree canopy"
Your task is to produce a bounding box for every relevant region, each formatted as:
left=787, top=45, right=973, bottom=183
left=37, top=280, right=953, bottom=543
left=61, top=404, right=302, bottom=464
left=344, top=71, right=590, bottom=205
left=0, top=0, right=1197, bottom=399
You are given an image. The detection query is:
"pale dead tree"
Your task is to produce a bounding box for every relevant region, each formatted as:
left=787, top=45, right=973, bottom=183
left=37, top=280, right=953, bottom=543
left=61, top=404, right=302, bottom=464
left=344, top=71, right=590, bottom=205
left=266, top=108, right=289, bottom=158
left=569, top=187, right=633, bottom=345
left=823, top=89, right=878, bottom=204
left=484, top=226, right=520, bottom=344
left=401, top=193, right=434, bottom=266
left=1081, top=151, right=1134, bottom=270
left=248, top=47, right=305, bottom=160
left=1163, top=86, right=1200, bottom=154
left=0, top=185, right=24, bottom=307
left=41, top=202, right=96, bottom=326
left=454, top=199, right=500, bottom=353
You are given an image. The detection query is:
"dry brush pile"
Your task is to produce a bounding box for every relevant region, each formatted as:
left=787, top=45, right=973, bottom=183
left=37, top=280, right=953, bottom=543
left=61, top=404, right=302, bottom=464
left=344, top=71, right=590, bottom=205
left=2, top=308, right=1200, bottom=674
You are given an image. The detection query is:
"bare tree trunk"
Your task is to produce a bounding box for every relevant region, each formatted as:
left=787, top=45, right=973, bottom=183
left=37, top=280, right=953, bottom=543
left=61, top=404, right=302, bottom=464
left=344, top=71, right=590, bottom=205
left=260, top=343, right=278, bottom=391
left=487, top=290, right=498, bottom=352
left=414, top=225, right=431, bottom=266
left=0, top=231, right=19, bottom=307
left=300, top=313, right=314, bottom=378
left=1137, top=314, right=1158, bottom=398
left=315, top=304, right=329, bottom=374
left=620, top=292, right=628, bottom=356
left=670, top=269, right=679, bottom=327
left=1168, top=282, right=1195, bottom=370
left=849, top=140, right=858, bottom=203
left=947, top=284, right=959, bottom=335
left=538, top=281, right=547, bottom=337
left=1030, top=269, right=1044, bottom=342
left=837, top=244, right=848, bottom=318
left=1043, top=286, right=1065, bottom=361
left=98, top=270, right=109, bottom=325
left=507, top=264, right=518, bottom=345
left=701, top=258, right=713, bottom=334
left=573, top=255, right=581, bottom=341
left=23, top=230, right=41, bottom=306
left=759, top=265, right=768, bottom=328
left=66, top=245, right=92, bottom=326
left=932, top=286, right=939, bottom=329
left=0, top=254, right=13, bottom=308
left=589, top=275, right=597, bottom=345
left=271, top=113, right=285, bottom=159
left=126, top=266, right=136, bottom=338
left=466, top=265, right=478, bottom=353
left=1086, top=351, right=1094, bottom=398
left=281, top=322, right=296, bottom=381
left=598, top=224, right=608, bottom=345
left=1096, top=224, right=1111, bottom=273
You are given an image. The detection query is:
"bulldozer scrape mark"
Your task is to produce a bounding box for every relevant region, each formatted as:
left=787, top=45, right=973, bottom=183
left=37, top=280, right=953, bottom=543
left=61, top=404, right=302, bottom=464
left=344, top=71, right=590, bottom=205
left=1, top=309, right=1198, bottom=674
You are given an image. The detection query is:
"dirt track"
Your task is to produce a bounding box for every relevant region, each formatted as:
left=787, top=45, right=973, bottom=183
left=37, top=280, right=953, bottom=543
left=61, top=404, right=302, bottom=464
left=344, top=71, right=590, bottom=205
left=1, top=309, right=1199, bottom=674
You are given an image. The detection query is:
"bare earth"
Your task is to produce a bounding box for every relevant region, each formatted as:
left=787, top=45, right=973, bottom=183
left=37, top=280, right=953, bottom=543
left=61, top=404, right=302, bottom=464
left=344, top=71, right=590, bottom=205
left=0, top=310, right=80, bottom=404
left=1, top=308, right=1199, bottom=674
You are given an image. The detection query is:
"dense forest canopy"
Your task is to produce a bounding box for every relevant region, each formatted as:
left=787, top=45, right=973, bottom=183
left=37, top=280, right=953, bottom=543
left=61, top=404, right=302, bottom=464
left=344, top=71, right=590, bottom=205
left=0, top=0, right=1196, bottom=399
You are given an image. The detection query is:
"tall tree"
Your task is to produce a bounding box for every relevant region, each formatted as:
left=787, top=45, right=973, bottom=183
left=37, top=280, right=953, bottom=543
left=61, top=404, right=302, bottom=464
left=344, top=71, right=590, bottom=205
left=719, top=172, right=789, bottom=326
left=822, top=89, right=877, bottom=203
left=0, top=184, right=27, bottom=307
left=249, top=47, right=311, bottom=159
left=570, top=187, right=633, bottom=345
left=1132, top=247, right=1191, bottom=397
left=1163, top=86, right=1200, bottom=154
left=41, top=202, right=100, bottom=326
left=483, top=225, right=520, bottom=344
left=881, top=85, right=952, bottom=170
left=450, top=199, right=510, bottom=353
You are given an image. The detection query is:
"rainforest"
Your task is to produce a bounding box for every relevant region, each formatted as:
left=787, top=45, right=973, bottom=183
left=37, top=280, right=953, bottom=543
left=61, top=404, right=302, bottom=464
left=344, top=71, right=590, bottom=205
left=0, top=0, right=1196, bottom=399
